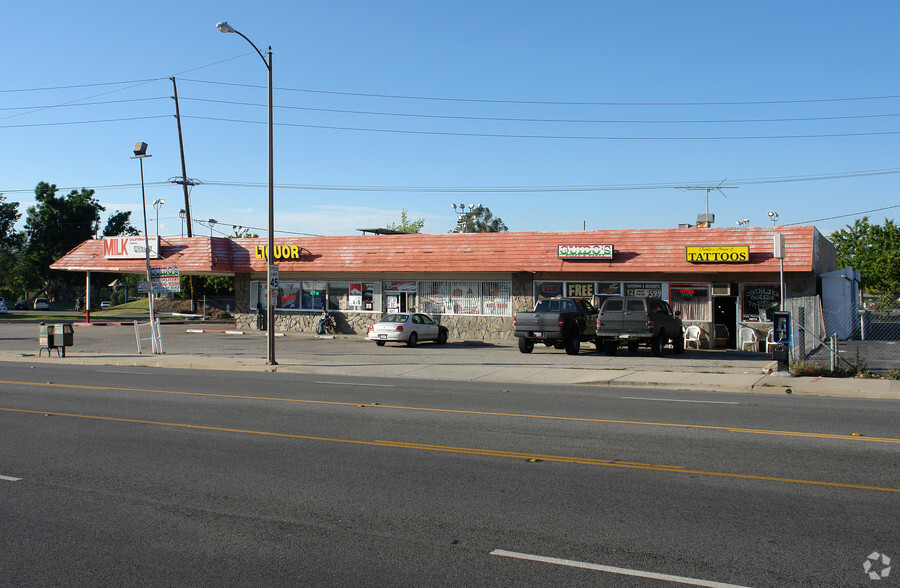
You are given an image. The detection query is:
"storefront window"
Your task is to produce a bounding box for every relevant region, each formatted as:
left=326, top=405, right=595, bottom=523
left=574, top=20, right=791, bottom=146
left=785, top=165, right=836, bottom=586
left=482, top=281, right=511, bottom=316
left=278, top=281, right=301, bottom=309
left=669, top=284, right=710, bottom=321
left=329, top=283, right=349, bottom=310
left=742, top=284, right=780, bottom=321
left=419, top=280, right=512, bottom=316
left=301, top=281, right=327, bottom=310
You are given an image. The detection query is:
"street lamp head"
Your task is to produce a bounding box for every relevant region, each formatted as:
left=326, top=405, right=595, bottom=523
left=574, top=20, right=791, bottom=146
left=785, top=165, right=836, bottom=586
left=216, top=21, right=236, bottom=33
left=153, top=198, right=165, bottom=208
left=133, top=142, right=149, bottom=157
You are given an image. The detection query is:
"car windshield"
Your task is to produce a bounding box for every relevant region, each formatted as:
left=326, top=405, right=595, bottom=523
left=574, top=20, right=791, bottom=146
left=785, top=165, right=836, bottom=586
left=380, top=314, right=409, bottom=323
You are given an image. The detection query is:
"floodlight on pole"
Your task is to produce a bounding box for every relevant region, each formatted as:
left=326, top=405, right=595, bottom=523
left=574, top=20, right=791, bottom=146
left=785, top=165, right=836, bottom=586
left=217, top=20, right=277, bottom=365
left=152, top=198, right=165, bottom=237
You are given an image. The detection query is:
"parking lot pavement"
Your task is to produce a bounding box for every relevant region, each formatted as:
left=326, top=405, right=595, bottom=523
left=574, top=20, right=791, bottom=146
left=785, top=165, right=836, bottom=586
left=1, top=320, right=898, bottom=398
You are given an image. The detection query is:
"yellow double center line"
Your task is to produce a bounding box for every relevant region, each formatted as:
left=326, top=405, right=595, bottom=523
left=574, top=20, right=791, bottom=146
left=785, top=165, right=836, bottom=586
left=1, top=378, right=898, bottom=445
left=1, top=405, right=897, bottom=493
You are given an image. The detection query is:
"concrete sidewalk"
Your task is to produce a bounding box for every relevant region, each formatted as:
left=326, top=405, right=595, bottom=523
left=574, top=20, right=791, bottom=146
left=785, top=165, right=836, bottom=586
left=1, top=320, right=898, bottom=399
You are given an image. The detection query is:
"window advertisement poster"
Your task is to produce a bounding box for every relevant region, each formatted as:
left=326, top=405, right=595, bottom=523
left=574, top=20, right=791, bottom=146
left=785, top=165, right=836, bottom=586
left=349, top=283, right=362, bottom=308
left=625, top=282, right=662, bottom=297
left=386, top=294, right=400, bottom=313
left=566, top=282, right=595, bottom=298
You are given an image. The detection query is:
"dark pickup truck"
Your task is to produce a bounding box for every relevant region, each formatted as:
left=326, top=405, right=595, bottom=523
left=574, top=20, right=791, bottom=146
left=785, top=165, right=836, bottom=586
left=595, top=296, right=684, bottom=356
left=513, top=297, right=598, bottom=355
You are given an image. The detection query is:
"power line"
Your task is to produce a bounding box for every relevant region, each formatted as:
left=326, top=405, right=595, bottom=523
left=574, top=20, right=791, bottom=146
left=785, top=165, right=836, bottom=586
left=183, top=114, right=900, bottom=141
left=179, top=78, right=900, bottom=107
left=178, top=96, right=900, bottom=125
left=3, top=168, right=900, bottom=195
left=0, top=97, right=169, bottom=111
left=784, top=203, right=900, bottom=227
left=0, top=115, right=171, bottom=129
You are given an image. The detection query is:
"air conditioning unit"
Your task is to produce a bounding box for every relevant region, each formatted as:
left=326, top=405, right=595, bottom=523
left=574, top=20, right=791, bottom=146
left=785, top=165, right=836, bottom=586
left=712, top=283, right=731, bottom=296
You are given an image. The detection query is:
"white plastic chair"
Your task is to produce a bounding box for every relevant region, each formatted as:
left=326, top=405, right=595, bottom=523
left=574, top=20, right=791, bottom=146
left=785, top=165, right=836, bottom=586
left=684, top=325, right=702, bottom=349
left=765, top=329, right=777, bottom=353
left=739, top=327, right=758, bottom=351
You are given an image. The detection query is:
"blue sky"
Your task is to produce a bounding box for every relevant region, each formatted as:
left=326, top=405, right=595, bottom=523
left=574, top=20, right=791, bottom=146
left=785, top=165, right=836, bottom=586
left=2, top=2, right=899, bottom=240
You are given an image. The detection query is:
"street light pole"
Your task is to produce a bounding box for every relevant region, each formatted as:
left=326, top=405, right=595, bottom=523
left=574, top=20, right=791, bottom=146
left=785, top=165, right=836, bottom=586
left=132, top=142, right=160, bottom=353
left=217, top=20, right=277, bottom=365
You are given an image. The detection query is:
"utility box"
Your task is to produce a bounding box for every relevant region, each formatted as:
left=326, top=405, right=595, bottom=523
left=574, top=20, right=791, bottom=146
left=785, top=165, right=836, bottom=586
left=39, top=322, right=74, bottom=357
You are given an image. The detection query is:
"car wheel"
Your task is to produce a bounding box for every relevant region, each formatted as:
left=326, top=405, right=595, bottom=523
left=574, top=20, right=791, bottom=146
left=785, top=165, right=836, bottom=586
left=627, top=341, right=639, bottom=353
left=437, top=329, right=448, bottom=344
left=672, top=334, right=684, bottom=354
left=650, top=334, right=664, bottom=356
left=603, top=340, right=619, bottom=356
left=565, top=334, right=580, bottom=355
left=518, top=337, right=534, bottom=354
left=407, top=332, right=418, bottom=347
left=375, top=340, right=386, bottom=346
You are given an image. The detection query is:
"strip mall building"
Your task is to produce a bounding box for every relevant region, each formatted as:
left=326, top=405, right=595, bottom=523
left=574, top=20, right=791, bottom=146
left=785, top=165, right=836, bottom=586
left=51, top=226, right=836, bottom=349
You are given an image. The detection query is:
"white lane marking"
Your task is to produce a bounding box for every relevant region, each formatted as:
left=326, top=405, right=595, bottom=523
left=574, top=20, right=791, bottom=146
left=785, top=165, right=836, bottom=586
left=96, top=370, right=154, bottom=375
left=315, top=381, right=395, bottom=388
left=622, top=396, right=740, bottom=405
left=1, top=475, right=23, bottom=482
left=490, top=549, right=751, bottom=588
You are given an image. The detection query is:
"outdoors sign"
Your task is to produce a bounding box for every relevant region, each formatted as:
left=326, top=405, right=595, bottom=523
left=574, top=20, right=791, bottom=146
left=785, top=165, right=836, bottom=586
left=558, top=244, right=614, bottom=260
left=103, top=236, right=160, bottom=259
left=685, top=245, right=749, bottom=263
left=149, top=266, right=180, bottom=293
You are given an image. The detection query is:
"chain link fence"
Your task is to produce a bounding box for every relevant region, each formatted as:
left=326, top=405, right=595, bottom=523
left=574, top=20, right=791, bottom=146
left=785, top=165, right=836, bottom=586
left=788, top=294, right=900, bottom=376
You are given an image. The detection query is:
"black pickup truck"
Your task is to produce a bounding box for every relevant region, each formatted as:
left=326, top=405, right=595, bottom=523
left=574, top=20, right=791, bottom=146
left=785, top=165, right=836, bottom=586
left=513, top=297, right=598, bottom=355
left=595, top=296, right=684, bottom=356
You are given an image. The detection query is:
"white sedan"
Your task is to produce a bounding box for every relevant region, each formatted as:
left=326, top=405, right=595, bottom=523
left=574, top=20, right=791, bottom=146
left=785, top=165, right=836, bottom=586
left=367, top=312, right=449, bottom=346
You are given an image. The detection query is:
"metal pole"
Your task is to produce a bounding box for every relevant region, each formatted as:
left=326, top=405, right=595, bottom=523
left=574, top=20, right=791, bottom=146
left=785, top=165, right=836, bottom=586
left=266, top=47, right=276, bottom=365
left=217, top=22, right=276, bottom=364
left=780, top=258, right=784, bottom=312
left=139, top=158, right=158, bottom=353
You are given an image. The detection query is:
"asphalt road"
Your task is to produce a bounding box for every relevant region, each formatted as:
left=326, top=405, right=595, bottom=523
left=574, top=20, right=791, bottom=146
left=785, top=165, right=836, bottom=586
left=2, top=362, right=897, bottom=586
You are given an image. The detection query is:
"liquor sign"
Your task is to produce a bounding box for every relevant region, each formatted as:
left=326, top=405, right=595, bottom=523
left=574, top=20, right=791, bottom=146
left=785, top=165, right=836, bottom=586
left=103, top=236, right=160, bottom=259
left=149, top=266, right=180, bottom=292
left=558, top=244, right=614, bottom=260
left=686, top=245, right=749, bottom=263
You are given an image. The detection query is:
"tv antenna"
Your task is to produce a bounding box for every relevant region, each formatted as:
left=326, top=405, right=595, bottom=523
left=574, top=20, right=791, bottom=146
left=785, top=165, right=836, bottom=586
left=675, top=178, right=739, bottom=225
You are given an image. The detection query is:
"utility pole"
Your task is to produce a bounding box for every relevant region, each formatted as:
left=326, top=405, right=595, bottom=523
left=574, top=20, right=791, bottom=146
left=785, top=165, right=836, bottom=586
left=170, top=77, right=200, bottom=314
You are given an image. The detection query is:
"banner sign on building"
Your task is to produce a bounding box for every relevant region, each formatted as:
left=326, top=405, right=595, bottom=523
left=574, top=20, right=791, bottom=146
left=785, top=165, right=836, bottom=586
left=149, top=266, right=180, bottom=292
left=685, top=245, right=749, bottom=263
left=103, top=236, right=160, bottom=259
left=558, top=244, right=614, bottom=260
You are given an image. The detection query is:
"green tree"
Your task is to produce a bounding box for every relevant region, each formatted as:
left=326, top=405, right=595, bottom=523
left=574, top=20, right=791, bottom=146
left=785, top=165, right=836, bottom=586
left=465, top=205, right=508, bottom=233
left=387, top=209, right=426, bottom=234
left=103, top=210, right=140, bottom=236
left=0, top=194, right=37, bottom=297
left=24, top=182, right=105, bottom=280
left=831, top=217, right=900, bottom=297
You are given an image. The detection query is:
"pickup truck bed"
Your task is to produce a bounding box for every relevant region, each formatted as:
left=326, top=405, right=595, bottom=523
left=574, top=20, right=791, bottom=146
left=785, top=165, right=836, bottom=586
left=513, top=297, right=598, bottom=355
